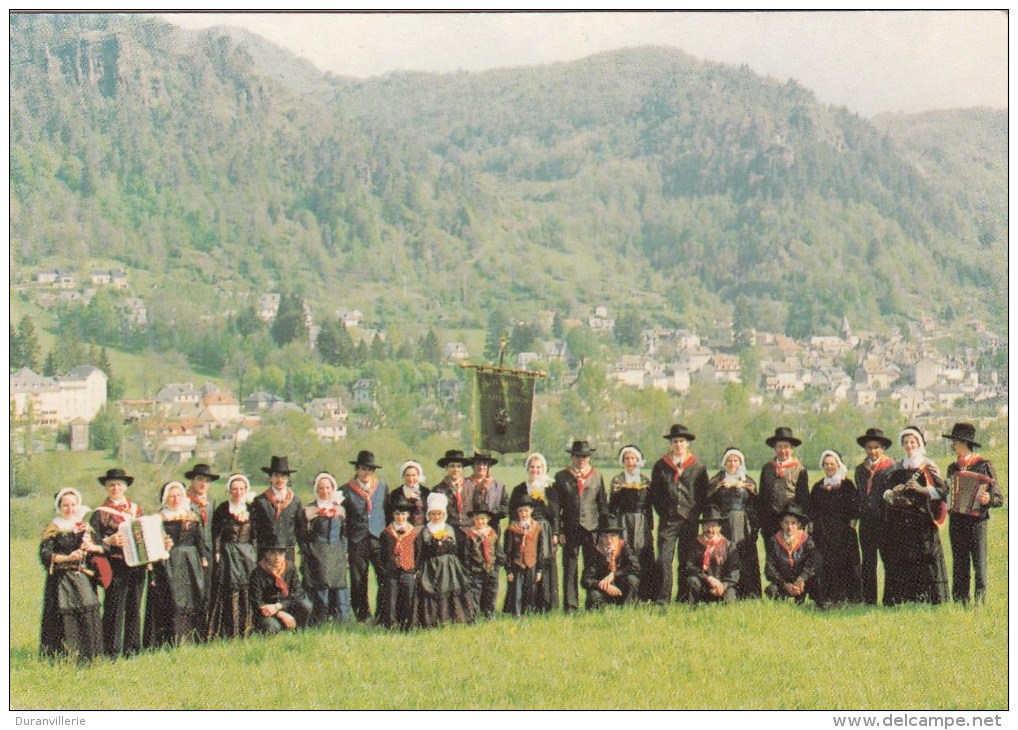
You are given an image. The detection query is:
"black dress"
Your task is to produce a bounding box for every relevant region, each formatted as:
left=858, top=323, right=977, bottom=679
left=144, top=513, right=209, bottom=647
left=39, top=522, right=103, bottom=661
left=608, top=472, right=657, bottom=601
left=207, top=502, right=257, bottom=640
left=881, top=461, right=950, bottom=605
left=704, top=472, right=761, bottom=599
left=413, top=525, right=474, bottom=627
left=808, top=478, right=863, bottom=604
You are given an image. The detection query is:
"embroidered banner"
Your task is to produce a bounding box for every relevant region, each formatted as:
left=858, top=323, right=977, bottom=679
left=474, top=369, right=536, bottom=454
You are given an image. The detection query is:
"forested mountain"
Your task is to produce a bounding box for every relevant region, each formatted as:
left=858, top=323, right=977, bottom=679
left=9, top=13, right=1008, bottom=338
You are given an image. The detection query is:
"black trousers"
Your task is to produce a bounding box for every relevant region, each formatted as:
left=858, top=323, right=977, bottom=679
left=347, top=535, right=382, bottom=621
left=254, top=595, right=312, bottom=634
left=586, top=574, right=640, bottom=609
left=858, top=516, right=885, bottom=605
left=377, top=570, right=416, bottom=630
left=470, top=572, right=499, bottom=619
left=101, top=560, right=146, bottom=658
left=504, top=566, right=541, bottom=617
left=686, top=576, right=737, bottom=605
left=949, top=516, right=989, bottom=603
left=561, top=528, right=596, bottom=612
left=656, top=517, right=698, bottom=603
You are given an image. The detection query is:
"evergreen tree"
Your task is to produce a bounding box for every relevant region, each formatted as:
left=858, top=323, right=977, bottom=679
left=483, top=308, right=510, bottom=362
left=42, top=349, right=59, bottom=377
left=13, top=315, right=41, bottom=371
left=270, top=292, right=308, bottom=347
left=613, top=309, right=643, bottom=348
left=509, top=322, right=540, bottom=356
left=420, top=328, right=441, bottom=366
left=97, top=347, right=124, bottom=400
left=316, top=318, right=354, bottom=367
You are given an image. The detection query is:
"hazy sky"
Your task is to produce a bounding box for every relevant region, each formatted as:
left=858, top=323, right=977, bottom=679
left=158, top=10, right=1008, bottom=117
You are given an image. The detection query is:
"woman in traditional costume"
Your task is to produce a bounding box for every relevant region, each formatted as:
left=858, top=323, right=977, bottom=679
left=385, top=460, right=430, bottom=528
left=144, top=481, right=209, bottom=647
left=705, top=447, right=761, bottom=599
left=207, top=473, right=257, bottom=640
left=508, top=452, right=560, bottom=612
left=608, top=445, right=657, bottom=601
left=881, top=426, right=949, bottom=605
left=301, top=471, right=350, bottom=624
left=39, top=488, right=105, bottom=661
left=413, top=492, right=474, bottom=627
left=808, top=450, right=863, bottom=605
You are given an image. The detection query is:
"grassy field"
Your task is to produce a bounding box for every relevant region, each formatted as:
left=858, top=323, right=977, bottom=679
left=8, top=451, right=1008, bottom=710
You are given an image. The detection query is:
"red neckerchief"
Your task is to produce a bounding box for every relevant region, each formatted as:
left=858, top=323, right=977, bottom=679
left=865, top=456, right=896, bottom=494
left=663, top=453, right=696, bottom=483
left=596, top=538, right=624, bottom=573
left=469, top=474, right=493, bottom=501
left=776, top=530, right=808, bottom=568
left=774, top=458, right=801, bottom=479
left=698, top=534, right=729, bottom=572
left=570, top=466, right=593, bottom=497
left=347, top=478, right=377, bottom=514
left=466, top=527, right=497, bottom=566
left=385, top=525, right=418, bottom=570
left=957, top=453, right=984, bottom=469
left=264, top=488, right=294, bottom=519
left=188, top=493, right=209, bottom=524
left=443, top=479, right=465, bottom=515
left=258, top=558, right=289, bottom=597
left=102, top=498, right=138, bottom=522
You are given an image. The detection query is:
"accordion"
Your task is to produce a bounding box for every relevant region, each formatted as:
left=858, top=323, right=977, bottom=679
left=118, top=514, right=170, bottom=566
left=949, top=471, right=992, bottom=518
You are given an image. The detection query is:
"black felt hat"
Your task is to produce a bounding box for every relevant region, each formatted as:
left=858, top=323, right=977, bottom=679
left=184, top=463, right=221, bottom=481
left=261, top=455, right=297, bottom=475
left=765, top=426, right=802, bottom=448
left=98, top=468, right=134, bottom=487
left=437, top=449, right=473, bottom=468
left=566, top=440, right=596, bottom=457
left=942, top=423, right=981, bottom=448
left=349, top=450, right=382, bottom=470
left=856, top=428, right=893, bottom=449
left=663, top=424, right=696, bottom=441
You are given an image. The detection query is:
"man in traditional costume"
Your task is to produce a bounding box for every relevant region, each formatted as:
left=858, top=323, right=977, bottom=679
left=341, top=450, right=387, bottom=622
left=943, top=423, right=1002, bottom=604
left=650, top=424, right=708, bottom=604
left=250, top=455, right=306, bottom=564
left=853, top=428, right=895, bottom=605
left=553, top=440, right=608, bottom=612
left=89, top=468, right=146, bottom=658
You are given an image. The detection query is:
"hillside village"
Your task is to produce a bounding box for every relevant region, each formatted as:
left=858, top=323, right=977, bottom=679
left=11, top=263, right=1007, bottom=464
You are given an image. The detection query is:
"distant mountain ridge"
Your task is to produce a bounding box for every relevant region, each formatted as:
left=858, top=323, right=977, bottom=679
left=9, top=13, right=1007, bottom=337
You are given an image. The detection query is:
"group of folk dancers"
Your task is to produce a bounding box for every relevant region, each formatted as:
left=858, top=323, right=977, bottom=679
left=39, top=421, right=1001, bottom=662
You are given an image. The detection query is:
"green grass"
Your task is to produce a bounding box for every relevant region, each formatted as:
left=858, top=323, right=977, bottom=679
left=9, top=451, right=1008, bottom=709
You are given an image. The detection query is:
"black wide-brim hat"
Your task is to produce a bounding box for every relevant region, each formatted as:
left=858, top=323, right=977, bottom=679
left=471, top=451, right=499, bottom=466
left=595, top=514, right=625, bottom=535
left=98, top=468, right=134, bottom=487
left=389, top=495, right=416, bottom=514
left=437, top=449, right=473, bottom=468
left=700, top=507, right=725, bottom=525
left=856, top=428, right=893, bottom=449
left=514, top=492, right=535, bottom=509
left=942, top=422, right=981, bottom=448
left=468, top=507, right=497, bottom=520
left=777, top=503, right=810, bottom=527
left=566, top=440, right=596, bottom=456
left=261, top=455, right=297, bottom=475
left=766, top=426, right=802, bottom=448
left=663, top=424, right=696, bottom=441
left=349, top=450, right=382, bottom=470
left=184, top=463, right=221, bottom=481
